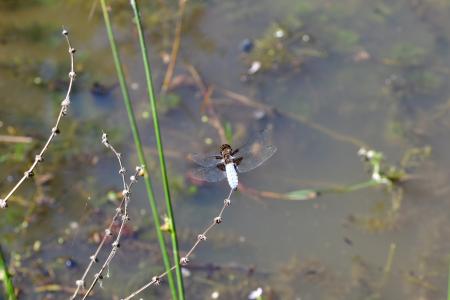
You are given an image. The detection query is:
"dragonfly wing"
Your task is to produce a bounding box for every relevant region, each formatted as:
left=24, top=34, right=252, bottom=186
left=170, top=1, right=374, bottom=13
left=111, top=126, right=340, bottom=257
left=235, top=128, right=277, bottom=173
left=189, top=152, right=221, bottom=167
left=191, top=166, right=226, bottom=182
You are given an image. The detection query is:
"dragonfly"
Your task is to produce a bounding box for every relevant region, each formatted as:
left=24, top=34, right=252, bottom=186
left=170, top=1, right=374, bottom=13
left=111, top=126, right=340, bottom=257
left=190, top=128, right=277, bottom=190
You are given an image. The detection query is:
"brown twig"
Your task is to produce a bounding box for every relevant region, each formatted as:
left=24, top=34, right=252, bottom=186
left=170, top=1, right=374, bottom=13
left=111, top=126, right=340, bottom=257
left=121, top=189, right=234, bottom=300
left=184, top=64, right=227, bottom=144
left=161, top=0, right=187, bottom=94
left=0, top=29, right=76, bottom=209
left=203, top=86, right=227, bottom=144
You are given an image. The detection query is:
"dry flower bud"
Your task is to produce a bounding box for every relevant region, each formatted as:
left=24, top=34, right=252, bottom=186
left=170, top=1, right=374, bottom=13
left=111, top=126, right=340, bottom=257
left=152, top=276, right=161, bottom=286
left=61, top=98, right=71, bottom=106
left=180, top=257, right=189, bottom=265
left=75, top=279, right=84, bottom=287
left=0, top=199, right=7, bottom=209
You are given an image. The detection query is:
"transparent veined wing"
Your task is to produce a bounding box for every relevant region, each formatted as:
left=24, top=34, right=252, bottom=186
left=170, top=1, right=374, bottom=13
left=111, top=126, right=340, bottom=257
left=189, top=152, right=221, bottom=167
left=235, top=128, right=277, bottom=173
left=191, top=165, right=226, bottom=182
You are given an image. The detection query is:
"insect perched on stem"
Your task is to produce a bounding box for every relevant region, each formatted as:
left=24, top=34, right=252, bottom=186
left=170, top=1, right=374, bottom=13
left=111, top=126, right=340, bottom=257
left=191, top=128, right=277, bottom=190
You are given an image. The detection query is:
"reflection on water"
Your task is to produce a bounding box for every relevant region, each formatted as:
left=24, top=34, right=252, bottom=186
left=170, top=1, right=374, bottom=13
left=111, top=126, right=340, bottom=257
left=1, top=0, right=450, bottom=299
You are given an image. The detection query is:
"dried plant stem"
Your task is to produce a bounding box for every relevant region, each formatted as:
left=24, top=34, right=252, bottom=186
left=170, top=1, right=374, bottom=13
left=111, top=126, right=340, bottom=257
left=0, top=135, right=33, bottom=144
left=448, top=258, right=450, bottom=300
left=380, top=242, right=397, bottom=287
left=183, top=65, right=227, bottom=144
left=72, top=133, right=143, bottom=300
left=99, top=1, right=178, bottom=298
left=161, top=0, right=187, bottom=94
left=130, top=1, right=184, bottom=298
left=121, top=189, right=234, bottom=300
left=0, top=245, right=16, bottom=300
left=71, top=133, right=133, bottom=299
left=0, top=29, right=75, bottom=209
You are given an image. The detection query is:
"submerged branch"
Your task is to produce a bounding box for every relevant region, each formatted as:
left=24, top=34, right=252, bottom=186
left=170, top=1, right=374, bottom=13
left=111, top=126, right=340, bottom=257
left=161, top=0, right=187, bottom=94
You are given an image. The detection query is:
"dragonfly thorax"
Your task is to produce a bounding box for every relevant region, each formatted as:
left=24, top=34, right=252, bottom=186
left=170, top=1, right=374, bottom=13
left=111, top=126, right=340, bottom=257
left=219, top=144, right=234, bottom=164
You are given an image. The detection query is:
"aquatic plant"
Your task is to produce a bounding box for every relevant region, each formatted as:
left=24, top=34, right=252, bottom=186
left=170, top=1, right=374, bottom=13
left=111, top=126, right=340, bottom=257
left=0, top=29, right=75, bottom=209
left=243, top=22, right=324, bottom=74
left=130, top=0, right=185, bottom=297
left=0, top=245, right=16, bottom=300
left=100, top=0, right=181, bottom=298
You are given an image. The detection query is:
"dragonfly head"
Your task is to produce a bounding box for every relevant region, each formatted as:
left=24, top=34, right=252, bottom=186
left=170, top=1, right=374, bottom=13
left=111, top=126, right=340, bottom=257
left=219, top=144, right=232, bottom=156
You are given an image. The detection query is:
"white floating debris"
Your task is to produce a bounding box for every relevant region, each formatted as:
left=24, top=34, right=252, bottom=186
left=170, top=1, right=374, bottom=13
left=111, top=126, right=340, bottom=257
left=248, top=61, right=261, bottom=75
left=357, top=147, right=367, bottom=157
left=211, top=291, right=220, bottom=299
left=253, top=110, right=266, bottom=120
left=248, top=287, right=263, bottom=299
left=181, top=267, right=191, bottom=278
left=274, top=29, right=285, bottom=38
left=131, top=82, right=139, bottom=90
left=70, top=221, right=79, bottom=230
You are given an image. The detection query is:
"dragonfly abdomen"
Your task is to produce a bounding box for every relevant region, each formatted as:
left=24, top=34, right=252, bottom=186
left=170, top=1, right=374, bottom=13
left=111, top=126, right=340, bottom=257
left=225, top=163, right=238, bottom=190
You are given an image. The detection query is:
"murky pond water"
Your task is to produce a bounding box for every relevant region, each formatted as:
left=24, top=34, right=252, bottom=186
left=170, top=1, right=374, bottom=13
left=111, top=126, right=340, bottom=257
left=1, top=0, right=450, bottom=299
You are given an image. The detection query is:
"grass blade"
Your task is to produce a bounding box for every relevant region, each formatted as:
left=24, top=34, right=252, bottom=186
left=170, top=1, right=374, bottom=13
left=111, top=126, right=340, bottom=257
left=448, top=258, right=450, bottom=300
left=0, top=245, right=16, bottom=300
left=130, top=1, right=185, bottom=298
left=99, top=1, right=178, bottom=298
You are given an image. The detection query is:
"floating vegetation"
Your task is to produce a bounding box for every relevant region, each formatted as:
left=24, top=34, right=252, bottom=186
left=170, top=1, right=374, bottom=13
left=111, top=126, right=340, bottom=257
left=387, top=44, right=427, bottom=67
left=242, top=22, right=325, bottom=74
left=348, top=146, right=430, bottom=232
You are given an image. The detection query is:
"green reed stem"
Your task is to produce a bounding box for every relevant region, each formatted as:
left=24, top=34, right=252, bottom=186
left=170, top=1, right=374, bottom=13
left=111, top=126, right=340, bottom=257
left=100, top=1, right=178, bottom=298
left=130, top=1, right=185, bottom=298
left=448, top=258, right=450, bottom=300
left=0, top=245, right=16, bottom=300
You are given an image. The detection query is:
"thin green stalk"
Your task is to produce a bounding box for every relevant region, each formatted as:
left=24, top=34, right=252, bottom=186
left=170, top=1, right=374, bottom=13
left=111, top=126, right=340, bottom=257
left=130, top=1, right=185, bottom=298
left=448, top=258, right=450, bottom=300
left=0, top=245, right=16, bottom=300
left=99, top=1, right=178, bottom=299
